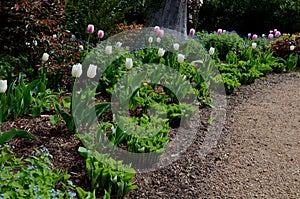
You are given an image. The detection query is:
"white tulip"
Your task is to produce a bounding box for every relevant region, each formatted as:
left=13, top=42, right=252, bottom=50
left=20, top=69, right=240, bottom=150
left=158, top=48, right=165, bottom=57
left=173, top=43, right=179, bottom=51
left=177, top=54, right=185, bottom=63
left=0, top=80, right=7, bottom=93
left=125, top=58, right=133, bottom=70
left=79, top=45, right=84, bottom=50
left=157, top=37, right=161, bottom=43
left=71, top=63, right=82, bottom=78
left=116, top=42, right=122, bottom=48
left=53, top=34, right=57, bottom=39
left=105, top=46, right=112, bottom=55
left=251, top=42, right=257, bottom=49
left=148, top=37, right=153, bottom=44
left=290, top=45, right=296, bottom=51
left=87, top=64, right=97, bottom=78
left=41, top=53, right=49, bottom=62
left=209, top=47, right=215, bottom=55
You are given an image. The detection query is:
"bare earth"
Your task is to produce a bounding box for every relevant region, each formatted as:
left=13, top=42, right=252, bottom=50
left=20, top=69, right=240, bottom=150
left=128, top=71, right=300, bottom=198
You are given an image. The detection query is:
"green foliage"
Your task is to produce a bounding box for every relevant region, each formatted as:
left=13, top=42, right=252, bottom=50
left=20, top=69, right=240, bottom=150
left=0, top=146, right=77, bottom=199
left=78, top=147, right=137, bottom=199
left=0, top=128, right=36, bottom=145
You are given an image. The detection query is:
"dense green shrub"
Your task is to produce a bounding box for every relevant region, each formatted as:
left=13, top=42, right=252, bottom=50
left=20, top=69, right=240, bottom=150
left=197, top=0, right=300, bottom=35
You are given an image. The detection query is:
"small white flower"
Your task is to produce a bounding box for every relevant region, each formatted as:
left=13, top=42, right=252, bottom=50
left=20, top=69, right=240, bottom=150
left=87, top=64, right=97, bottom=78
left=116, top=42, right=122, bottom=48
left=71, top=63, right=82, bottom=78
left=177, top=54, right=185, bottom=63
left=53, top=34, right=57, bottom=39
left=290, top=45, right=296, bottom=51
left=105, top=46, right=112, bottom=55
left=33, top=40, right=37, bottom=46
left=209, top=47, right=215, bottom=55
left=157, top=37, right=161, bottom=43
left=41, top=53, right=49, bottom=62
left=262, top=34, right=266, bottom=38
left=71, top=35, right=75, bottom=40
left=158, top=48, right=165, bottom=57
left=251, top=42, right=257, bottom=49
left=148, top=37, right=153, bottom=44
left=25, top=42, right=30, bottom=47
left=173, top=43, right=179, bottom=51
left=0, top=80, right=7, bottom=93
left=125, top=58, right=133, bottom=70
left=79, top=45, right=84, bottom=50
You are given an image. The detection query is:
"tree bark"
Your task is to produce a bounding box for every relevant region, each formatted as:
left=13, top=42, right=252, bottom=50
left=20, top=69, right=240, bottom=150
left=147, top=0, right=188, bottom=36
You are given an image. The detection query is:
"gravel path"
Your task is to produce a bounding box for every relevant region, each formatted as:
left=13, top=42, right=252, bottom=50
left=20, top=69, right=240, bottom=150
left=128, top=71, right=300, bottom=198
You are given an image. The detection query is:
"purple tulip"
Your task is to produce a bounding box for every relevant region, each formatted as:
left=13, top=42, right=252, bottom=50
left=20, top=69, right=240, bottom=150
left=252, top=34, right=258, bottom=40
left=217, top=29, right=223, bottom=35
left=268, top=33, right=274, bottom=40
left=189, top=28, right=196, bottom=36
left=275, top=31, right=281, bottom=37
left=87, top=24, right=94, bottom=34
left=97, top=30, right=104, bottom=38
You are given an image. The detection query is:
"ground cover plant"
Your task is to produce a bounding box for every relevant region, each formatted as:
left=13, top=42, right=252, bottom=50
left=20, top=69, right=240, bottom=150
left=1, top=0, right=299, bottom=198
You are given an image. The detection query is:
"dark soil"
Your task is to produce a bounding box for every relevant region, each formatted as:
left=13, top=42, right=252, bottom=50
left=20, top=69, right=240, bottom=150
left=3, top=71, right=300, bottom=198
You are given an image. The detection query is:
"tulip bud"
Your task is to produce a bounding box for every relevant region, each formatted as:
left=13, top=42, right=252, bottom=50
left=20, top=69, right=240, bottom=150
left=217, top=29, right=222, bottom=35
left=79, top=45, right=84, bottom=50
left=157, top=37, right=161, bottom=43
left=97, top=30, right=104, bottom=38
left=209, top=47, right=215, bottom=55
left=158, top=48, right=165, bottom=57
left=87, top=24, right=94, bottom=34
left=0, top=80, right=8, bottom=93
left=87, top=64, right=97, bottom=78
left=125, top=58, right=133, bottom=69
left=154, top=26, right=160, bottom=33
left=71, top=63, right=82, bottom=78
left=116, top=42, right=122, bottom=48
left=105, top=46, right=112, bottom=55
left=223, top=30, right=226, bottom=33
left=173, top=43, right=179, bottom=51
left=290, top=45, right=296, bottom=51
left=53, top=34, right=57, bottom=39
left=189, top=28, right=196, bottom=36
left=177, top=54, right=185, bottom=63
left=41, top=53, right=49, bottom=62
left=275, top=31, right=281, bottom=37
left=252, top=34, right=258, bottom=40
left=268, top=33, right=274, bottom=40
left=262, top=34, right=266, bottom=38
left=248, top=33, right=251, bottom=38
left=251, top=42, right=257, bottom=49
left=148, top=37, right=153, bottom=44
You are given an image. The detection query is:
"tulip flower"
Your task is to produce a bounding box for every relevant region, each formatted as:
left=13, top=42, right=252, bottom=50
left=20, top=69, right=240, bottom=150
left=157, top=29, right=164, bottom=37
left=105, top=46, right=112, bottom=55
left=217, top=29, right=222, bottom=35
left=116, top=42, right=122, bottom=48
left=148, top=37, right=153, bottom=44
left=157, top=37, right=161, bottom=43
left=41, top=53, right=49, bottom=62
left=173, top=43, right=179, bottom=51
left=154, top=26, right=160, bottom=33
left=87, top=24, right=94, bottom=34
left=275, top=31, right=281, bottom=37
left=0, top=80, right=8, bottom=93
left=223, top=30, right=226, bottom=33
left=97, top=30, right=104, bottom=38
left=79, top=45, right=84, bottom=50
left=262, top=34, right=266, bottom=38
left=189, top=28, right=196, bottom=36
left=290, top=45, right=296, bottom=51
left=87, top=64, right=97, bottom=78
left=158, top=48, right=165, bottom=57
left=268, top=33, right=274, bottom=40
left=248, top=33, right=251, bottom=38
left=209, top=47, right=215, bottom=55
left=71, top=63, right=82, bottom=78
left=177, top=54, right=185, bottom=63
left=251, top=42, right=257, bottom=49
left=53, top=34, right=57, bottom=39
left=125, top=58, right=133, bottom=70
left=252, top=34, right=258, bottom=40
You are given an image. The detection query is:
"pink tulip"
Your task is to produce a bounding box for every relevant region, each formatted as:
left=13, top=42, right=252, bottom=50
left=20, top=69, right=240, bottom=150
left=248, top=33, right=251, bottom=38
left=97, top=30, right=104, bottom=38
left=268, top=33, right=274, bottom=40
left=252, top=34, right=258, bottom=40
left=275, top=31, right=281, bottom=37
left=189, top=28, right=196, bottom=36
left=274, top=29, right=277, bottom=33
left=157, top=29, right=164, bottom=37
left=154, top=26, right=160, bottom=33
left=217, top=29, right=223, bottom=35
left=87, top=24, right=94, bottom=34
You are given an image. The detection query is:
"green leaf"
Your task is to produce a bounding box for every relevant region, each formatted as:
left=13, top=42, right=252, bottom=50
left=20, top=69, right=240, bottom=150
left=0, top=128, right=36, bottom=145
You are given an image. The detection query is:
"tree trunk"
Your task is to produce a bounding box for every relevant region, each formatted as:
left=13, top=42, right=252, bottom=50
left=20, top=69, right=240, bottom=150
left=147, top=0, right=187, bottom=36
